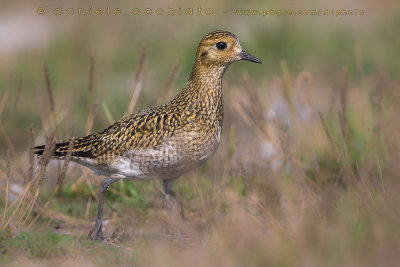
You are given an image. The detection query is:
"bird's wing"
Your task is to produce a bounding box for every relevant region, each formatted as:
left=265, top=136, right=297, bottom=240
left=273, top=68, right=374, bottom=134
left=34, top=107, right=182, bottom=164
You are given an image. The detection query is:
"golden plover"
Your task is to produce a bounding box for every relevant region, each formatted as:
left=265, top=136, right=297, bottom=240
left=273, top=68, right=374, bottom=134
left=35, top=30, right=261, bottom=240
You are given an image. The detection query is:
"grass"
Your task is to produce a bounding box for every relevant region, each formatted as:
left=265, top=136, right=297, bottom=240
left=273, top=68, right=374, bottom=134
left=0, top=231, right=136, bottom=264
left=1, top=1, right=400, bottom=266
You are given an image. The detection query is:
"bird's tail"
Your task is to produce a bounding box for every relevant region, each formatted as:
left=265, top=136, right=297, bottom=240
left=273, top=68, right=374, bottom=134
left=34, top=135, right=96, bottom=159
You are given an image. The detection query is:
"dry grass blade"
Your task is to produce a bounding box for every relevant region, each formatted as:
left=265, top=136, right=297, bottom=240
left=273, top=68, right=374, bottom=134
left=85, top=196, right=92, bottom=220
left=19, top=131, right=57, bottom=229
left=1, top=150, right=11, bottom=227
left=101, top=101, right=115, bottom=124
left=157, top=60, right=180, bottom=104
left=338, top=110, right=347, bottom=142
left=340, top=67, right=349, bottom=123
left=0, top=121, right=26, bottom=177
left=17, top=184, right=40, bottom=231
left=85, top=56, right=95, bottom=135
left=43, top=63, right=55, bottom=113
left=27, top=136, right=74, bottom=227
left=376, top=160, right=386, bottom=194
left=37, top=130, right=56, bottom=187
left=355, top=43, right=363, bottom=83
left=43, top=62, right=56, bottom=129
left=28, top=125, right=35, bottom=182
left=191, top=177, right=208, bottom=220
left=44, top=209, right=92, bottom=227
left=0, top=145, right=44, bottom=234
left=56, top=137, right=75, bottom=189
left=374, top=71, right=384, bottom=113
left=328, top=82, right=338, bottom=117
left=241, top=72, right=264, bottom=122
left=280, top=60, right=295, bottom=119
left=318, top=111, right=339, bottom=154
left=0, top=71, right=13, bottom=117
left=12, top=79, right=23, bottom=114
left=248, top=193, right=283, bottom=232
left=231, top=96, right=268, bottom=141
left=295, top=71, right=315, bottom=110
left=86, top=98, right=99, bottom=136
left=0, top=185, right=31, bottom=233
left=126, top=46, right=146, bottom=115
left=372, top=72, right=385, bottom=137
left=88, top=56, right=94, bottom=94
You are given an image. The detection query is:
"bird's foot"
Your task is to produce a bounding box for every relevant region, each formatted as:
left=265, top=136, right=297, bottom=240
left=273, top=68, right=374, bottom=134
left=163, top=194, right=185, bottom=243
left=164, top=194, right=172, bottom=213
left=88, top=223, right=104, bottom=241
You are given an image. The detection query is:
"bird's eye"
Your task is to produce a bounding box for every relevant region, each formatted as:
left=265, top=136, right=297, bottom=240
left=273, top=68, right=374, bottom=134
left=216, top=42, right=227, bottom=50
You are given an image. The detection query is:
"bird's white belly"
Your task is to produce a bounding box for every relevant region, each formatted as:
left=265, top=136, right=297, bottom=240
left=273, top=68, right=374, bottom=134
left=111, top=144, right=181, bottom=179
left=74, top=129, right=221, bottom=180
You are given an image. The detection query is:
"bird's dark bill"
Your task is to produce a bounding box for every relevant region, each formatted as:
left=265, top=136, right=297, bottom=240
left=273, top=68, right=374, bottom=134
left=240, top=51, right=262, bottom=64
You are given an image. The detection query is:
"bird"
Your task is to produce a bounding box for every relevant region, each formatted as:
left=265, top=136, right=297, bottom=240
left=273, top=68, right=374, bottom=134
left=34, top=30, right=262, bottom=241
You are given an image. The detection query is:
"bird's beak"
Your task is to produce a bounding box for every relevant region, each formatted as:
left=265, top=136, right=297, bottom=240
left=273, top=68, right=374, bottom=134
left=239, top=50, right=262, bottom=64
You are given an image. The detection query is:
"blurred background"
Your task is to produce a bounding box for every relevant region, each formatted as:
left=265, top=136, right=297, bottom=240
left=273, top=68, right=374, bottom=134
left=0, top=0, right=398, bottom=146
left=0, top=0, right=399, bottom=266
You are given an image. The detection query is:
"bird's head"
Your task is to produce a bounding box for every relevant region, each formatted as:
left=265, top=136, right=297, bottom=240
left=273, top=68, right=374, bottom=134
left=195, top=30, right=262, bottom=67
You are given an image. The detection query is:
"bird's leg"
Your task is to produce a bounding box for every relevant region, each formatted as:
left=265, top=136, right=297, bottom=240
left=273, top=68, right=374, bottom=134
left=163, top=179, right=184, bottom=242
left=88, top=178, right=119, bottom=241
left=163, top=179, right=174, bottom=212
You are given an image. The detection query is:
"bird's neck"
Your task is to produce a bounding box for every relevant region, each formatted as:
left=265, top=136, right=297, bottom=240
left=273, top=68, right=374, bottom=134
left=184, top=62, right=227, bottom=101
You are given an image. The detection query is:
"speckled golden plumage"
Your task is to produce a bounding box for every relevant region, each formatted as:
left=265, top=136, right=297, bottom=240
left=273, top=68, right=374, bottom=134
left=34, top=30, right=261, bottom=240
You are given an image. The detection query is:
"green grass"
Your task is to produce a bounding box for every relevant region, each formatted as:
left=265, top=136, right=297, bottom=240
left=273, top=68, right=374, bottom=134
left=0, top=231, right=77, bottom=259
left=0, top=230, right=136, bottom=265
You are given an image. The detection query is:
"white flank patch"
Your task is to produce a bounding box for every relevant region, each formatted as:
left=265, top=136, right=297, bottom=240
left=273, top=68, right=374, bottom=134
left=216, top=129, right=221, bottom=143
left=109, top=157, right=145, bottom=178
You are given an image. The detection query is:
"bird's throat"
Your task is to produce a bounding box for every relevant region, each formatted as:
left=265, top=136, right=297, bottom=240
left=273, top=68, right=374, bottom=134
left=186, top=62, right=226, bottom=99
